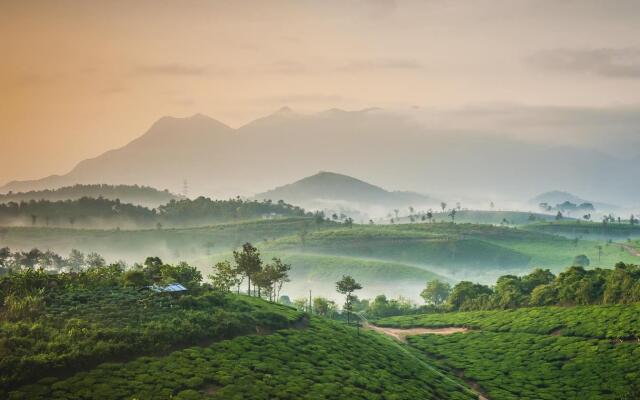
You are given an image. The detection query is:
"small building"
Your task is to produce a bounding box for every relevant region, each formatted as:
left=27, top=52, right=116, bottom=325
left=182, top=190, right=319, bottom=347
left=143, top=283, right=188, bottom=294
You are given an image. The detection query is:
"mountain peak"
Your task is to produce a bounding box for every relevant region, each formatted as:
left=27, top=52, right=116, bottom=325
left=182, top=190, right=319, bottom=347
left=254, top=171, right=431, bottom=209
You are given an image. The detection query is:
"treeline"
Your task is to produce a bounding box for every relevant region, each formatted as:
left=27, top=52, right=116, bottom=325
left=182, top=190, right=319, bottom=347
left=0, top=184, right=180, bottom=207
left=0, top=196, right=310, bottom=228
left=209, top=243, right=291, bottom=302
left=421, top=262, right=640, bottom=312
left=0, top=249, right=203, bottom=294
left=157, top=197, right=308, bottom=226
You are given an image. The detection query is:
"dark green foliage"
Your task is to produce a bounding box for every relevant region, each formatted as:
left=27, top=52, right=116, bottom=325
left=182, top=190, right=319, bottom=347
left=408, top=331, right=640, bottom=400
left=441, top=263, right=640, bottom=311
left=377, top=304, right=640, bottom=339
left=0, top=197, right=156, bottom=228
left=380, top=304, right=640, bottom=399
left=0, top=196, right=309, bottom=229
left=7, top=319, right=476, bottom=400
left=157, top=197, right=308, bottom=226
left=0, top=273, right=302, bottom=392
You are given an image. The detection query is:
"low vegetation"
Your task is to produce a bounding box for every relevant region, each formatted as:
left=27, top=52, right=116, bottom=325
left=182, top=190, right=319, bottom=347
left=377, top=304, right=640, bottom=399
left=6, top=319, right=477, bottom=400
left=0, top=255, right=302, bottom=392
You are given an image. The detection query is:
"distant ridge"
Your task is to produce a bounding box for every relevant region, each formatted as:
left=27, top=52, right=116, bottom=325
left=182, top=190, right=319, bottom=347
left=530, top=190, right=618, bottom=211
left=254, top=171, right=433, bottom=209
left=0, top=184, right=181, bottom=208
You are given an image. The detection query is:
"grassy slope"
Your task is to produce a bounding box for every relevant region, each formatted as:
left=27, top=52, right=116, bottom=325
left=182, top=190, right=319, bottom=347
left=425, top=210, right=555, bottom=225
left=526, top=221, right=640, bottom=239
left=0, top=218, right=331, bottom=262
left=7, top=318, right=477, bottom=400
left=377, top=305, right=640, bottom=400
left=0, top=288, right=303, bottom=391
left=265, top=223, right=639, bottom=273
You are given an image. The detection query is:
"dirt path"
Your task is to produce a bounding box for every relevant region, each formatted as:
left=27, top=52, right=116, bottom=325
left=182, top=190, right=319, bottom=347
left=619, top=243, right=640, bottom=257
left=358, top=316, right=487, bottom=400
left=366, top=324, right=469, bottom=342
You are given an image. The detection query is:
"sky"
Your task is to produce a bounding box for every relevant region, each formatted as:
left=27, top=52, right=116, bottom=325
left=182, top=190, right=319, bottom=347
left=2, top=0, right=640, bottom=186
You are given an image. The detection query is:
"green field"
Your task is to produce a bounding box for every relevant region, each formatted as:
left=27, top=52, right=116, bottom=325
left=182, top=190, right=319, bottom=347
left=0, top=218, right=329, bottom=262
left=376, top=305, right=640, bottom=399
left=423, top=210, right=556, bottom=225
left=263, top=222, right=640, bottom=276
left=526, top=221, right=640, bottom=240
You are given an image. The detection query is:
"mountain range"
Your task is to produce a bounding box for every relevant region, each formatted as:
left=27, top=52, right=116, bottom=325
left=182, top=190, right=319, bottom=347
left=2, top=108, right=639, bottom=207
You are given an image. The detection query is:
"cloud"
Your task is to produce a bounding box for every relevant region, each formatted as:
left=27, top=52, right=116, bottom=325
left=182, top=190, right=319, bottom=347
left=528, top=47, right=640, bottom=78
left=134, top=63, right=214, bottom=76
left=338, top=58, right=423, bottom=72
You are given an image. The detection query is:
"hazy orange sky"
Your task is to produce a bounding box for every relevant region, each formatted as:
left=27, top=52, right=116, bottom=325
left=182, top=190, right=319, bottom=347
left=2, top=0, right=640, bottom=186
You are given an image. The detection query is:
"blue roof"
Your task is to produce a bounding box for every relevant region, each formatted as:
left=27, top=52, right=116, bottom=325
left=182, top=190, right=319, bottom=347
left=147, top=283, right=188, bottom=293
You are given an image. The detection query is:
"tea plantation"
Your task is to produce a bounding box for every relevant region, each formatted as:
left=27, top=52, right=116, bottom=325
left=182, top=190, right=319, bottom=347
left=0, top=286, right=304, bottom=392
left=377, top=305, right=640, bottom=399
left=7, top=319, right=477, bottom=400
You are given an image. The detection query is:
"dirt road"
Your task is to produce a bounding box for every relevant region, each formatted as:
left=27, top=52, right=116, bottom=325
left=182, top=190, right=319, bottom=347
left=365, top=324, right=469, bottom=342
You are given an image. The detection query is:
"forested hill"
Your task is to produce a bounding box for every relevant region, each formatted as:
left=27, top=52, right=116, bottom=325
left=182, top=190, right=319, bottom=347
left=0, top=197, right=310, bottom=229
left=0, top=184, right=181, bottom=208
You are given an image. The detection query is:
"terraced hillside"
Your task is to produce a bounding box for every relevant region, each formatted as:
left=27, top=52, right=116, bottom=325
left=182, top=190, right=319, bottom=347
left=376, top=305, right=640, bottom=399
left=1, top=267, right=476, bottom=400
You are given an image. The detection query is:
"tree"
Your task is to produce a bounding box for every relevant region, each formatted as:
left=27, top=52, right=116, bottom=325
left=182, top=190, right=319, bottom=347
left=209, top=260, right=241, bottom=293
left=573, top=254, right=590, bottom=267
left=0, top=247, right=10, bottom=268
left=67, top=249, right=85, bottom=272
left=420, top=279, right=451, bottom=306
left=555, top=211, right=563, bottom=220
left=595, top=245, right=603, bottom=264
left=86, top=252, right=106, bottom=268
left=270, top=257, right=291, bottom=301
left=233, top=242, right=262, bottom=296
left=448, top=281, right=493, bottom=310
left=336, top=275, right=362, bottom=325
left=426, top=210, right=433, bottom=223
left=448, top=209, right=457, bottom=223
left=313, top=297, right=336, bottom=317
left=440, top=202, right=447, bottom=212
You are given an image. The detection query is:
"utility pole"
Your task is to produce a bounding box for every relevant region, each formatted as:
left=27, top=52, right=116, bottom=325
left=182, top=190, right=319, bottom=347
left=182, top=179, right=189, bottom=198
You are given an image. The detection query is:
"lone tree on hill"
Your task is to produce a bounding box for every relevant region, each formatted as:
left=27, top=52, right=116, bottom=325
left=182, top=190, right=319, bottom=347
left=336, top=275, right=362, bottom=326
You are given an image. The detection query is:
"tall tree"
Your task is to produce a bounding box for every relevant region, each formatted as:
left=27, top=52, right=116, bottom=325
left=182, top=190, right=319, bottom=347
left=209, top=260, right=241, bottom=293
left=336, top=275, right=362, bottom=325
left=233, top=242, right=262, bottom=296
left=420, top=279, right=451, bottom=305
